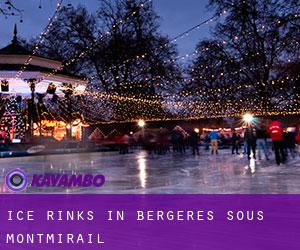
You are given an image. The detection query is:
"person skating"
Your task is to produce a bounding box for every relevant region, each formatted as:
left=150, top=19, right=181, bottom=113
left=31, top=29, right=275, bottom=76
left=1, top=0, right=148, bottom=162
left=190, top=130, right=200, bottom=156
left=204, top=133, right=210, bottom=151
left=256, top=125, right=269, bottom=160
left=284, top=128, right=296, bottom=159
left=268, top=119, right=286, bottom=165
left=209, top=129, right=219, bottom=155
left=231, top=129, right=240, bottom=154
left=244, top=124, right=257, bottom=160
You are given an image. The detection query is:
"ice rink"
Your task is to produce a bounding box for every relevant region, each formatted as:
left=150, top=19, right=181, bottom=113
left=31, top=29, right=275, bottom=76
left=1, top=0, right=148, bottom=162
left=0, top=150, right=299, bottom=194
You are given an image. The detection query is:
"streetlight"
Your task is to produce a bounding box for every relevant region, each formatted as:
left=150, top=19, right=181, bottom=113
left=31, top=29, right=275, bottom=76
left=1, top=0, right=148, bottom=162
left=138, top=120, right=145, bottom=128
left=243, top=113, right=254, bottom=124
left=194, top=128, right=200, bottom=133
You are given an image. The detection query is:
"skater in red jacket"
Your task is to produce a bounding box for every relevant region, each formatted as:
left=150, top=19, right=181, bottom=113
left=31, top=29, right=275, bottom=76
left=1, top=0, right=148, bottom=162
left=268, top=119, right=286, bottom=165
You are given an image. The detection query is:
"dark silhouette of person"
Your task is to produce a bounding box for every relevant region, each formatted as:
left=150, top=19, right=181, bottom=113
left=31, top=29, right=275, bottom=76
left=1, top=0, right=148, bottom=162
left=244, top=124, right=257, bottom=160
left=190, top=131, right=199, bottom=155
left=231, top=129, right=240, bottom=154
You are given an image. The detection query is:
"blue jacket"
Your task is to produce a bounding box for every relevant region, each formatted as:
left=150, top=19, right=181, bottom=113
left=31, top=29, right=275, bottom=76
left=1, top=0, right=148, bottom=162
left=209, top=131, right=218, bottom=140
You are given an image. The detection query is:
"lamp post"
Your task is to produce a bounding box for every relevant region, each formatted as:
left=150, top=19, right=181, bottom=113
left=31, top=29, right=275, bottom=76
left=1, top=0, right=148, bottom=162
left=27, top=78, right=37, bottom=141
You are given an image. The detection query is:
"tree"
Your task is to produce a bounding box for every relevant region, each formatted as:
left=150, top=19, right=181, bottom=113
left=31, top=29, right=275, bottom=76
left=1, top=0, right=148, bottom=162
left=187, top=0, right=300, bottom=116
left=35, top=0, right=182, bottom=121
left=93, top=0, right=181, bottom=95
left=186, top=40, right=242, bottom=117
left=0, top=0, right=22, bottom=18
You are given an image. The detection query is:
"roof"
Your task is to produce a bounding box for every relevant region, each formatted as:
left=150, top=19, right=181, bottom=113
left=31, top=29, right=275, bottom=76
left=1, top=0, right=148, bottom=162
left=0, top=24, right=31, bottom=55
left=0, top=24, right=61, bottom=63
left=0, top=25, right=87, bottom=83
left=0, top=41, right=31, bottom=55
left=0, top=63, right=84, bottom=80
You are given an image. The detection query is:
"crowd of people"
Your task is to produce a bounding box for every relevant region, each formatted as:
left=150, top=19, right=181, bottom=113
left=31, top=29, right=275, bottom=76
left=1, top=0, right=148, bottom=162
left=117, top=118, right=300, bottom=166
left=236, top=119, right=299, bottom=165
left=1, top=116, right=299, bottom=167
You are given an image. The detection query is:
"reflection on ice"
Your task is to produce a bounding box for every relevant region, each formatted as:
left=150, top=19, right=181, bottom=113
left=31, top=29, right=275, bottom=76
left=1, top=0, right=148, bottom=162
left=137, top=151, right=147, bottom=188
left=249, top=158, right=256, bottom=174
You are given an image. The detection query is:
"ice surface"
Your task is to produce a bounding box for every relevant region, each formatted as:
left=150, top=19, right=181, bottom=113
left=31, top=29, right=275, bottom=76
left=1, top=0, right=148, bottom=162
left=0, top=150, right=299, bottom=194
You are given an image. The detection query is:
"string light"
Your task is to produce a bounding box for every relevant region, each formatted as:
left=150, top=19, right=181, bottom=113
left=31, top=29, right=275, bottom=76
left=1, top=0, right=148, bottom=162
left=15, top=0, right=64, bottom=78
left=2, top=1, right=298, bottom=126
left=41, top=0, right=153, bottom=82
